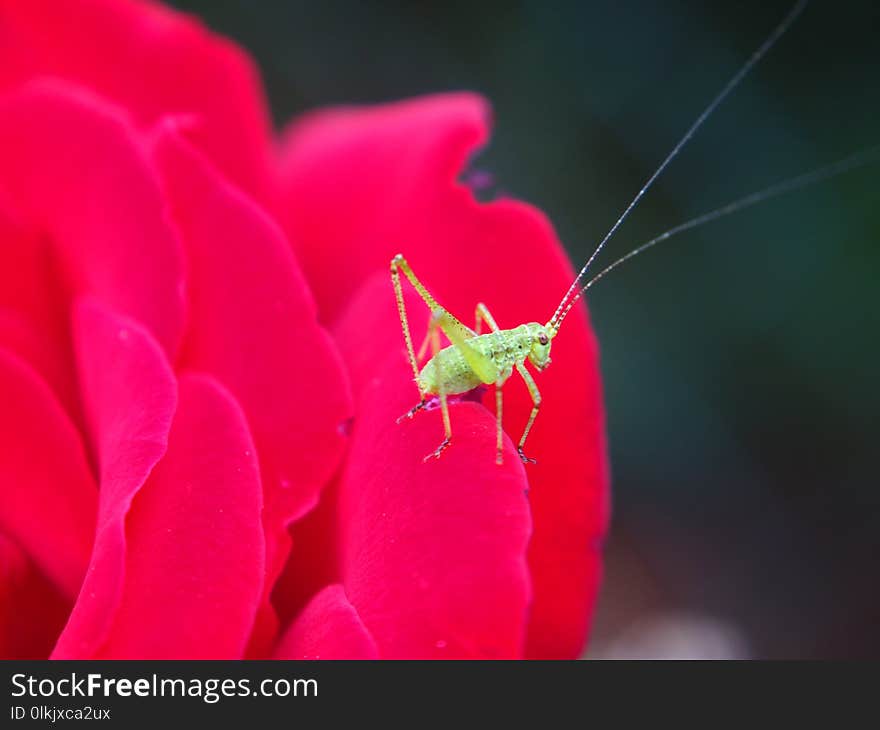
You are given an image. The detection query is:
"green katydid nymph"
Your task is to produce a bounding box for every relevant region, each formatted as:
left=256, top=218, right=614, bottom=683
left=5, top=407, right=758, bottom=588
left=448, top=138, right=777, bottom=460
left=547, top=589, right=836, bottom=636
left=390, top=0, right=877, bottom=465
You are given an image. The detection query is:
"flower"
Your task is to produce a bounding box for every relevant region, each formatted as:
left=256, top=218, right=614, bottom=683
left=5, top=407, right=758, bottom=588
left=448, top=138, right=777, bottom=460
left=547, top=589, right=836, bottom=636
left=0, top=0, right=608, bottom=659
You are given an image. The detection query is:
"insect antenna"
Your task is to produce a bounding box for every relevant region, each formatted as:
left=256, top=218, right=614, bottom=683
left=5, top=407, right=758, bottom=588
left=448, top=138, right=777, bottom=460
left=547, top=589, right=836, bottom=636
left=550, top=144, right=880, bottom=328
left=548, top=0, right=809, bottom=334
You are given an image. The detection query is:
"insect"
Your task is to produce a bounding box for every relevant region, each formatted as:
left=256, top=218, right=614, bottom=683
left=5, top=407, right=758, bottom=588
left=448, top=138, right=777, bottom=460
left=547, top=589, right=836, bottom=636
left=391, top=0, right=877, bottom=465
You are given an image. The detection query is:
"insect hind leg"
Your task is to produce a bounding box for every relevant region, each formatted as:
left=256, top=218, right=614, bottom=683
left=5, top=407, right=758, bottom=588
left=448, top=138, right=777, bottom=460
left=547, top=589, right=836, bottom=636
left=391, top=255, right=443, bottom=428
left=390, top=255, right=422, bottom=384
left=495, top=382, right=504, bottom=465
left=423, top=312, right=452, bottom=461
left=396, top=398, right=429, bottom=424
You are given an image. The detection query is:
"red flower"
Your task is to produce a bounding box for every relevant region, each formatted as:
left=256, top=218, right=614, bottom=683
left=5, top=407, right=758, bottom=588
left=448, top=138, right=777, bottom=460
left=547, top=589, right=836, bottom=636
left=0, top=0, right=608, bottom=659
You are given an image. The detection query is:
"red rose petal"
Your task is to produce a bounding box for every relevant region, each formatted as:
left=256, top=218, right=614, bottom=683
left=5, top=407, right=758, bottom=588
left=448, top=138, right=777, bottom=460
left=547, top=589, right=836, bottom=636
left=0, top=348, right=96, bottom=600
left=0, top=208, right=78, bottom=417
left=521, top=292, right=608, bottom=658
left=271, top=478, right=340, bottom=629
left=52, top=298, right=177, bottom=658
left=276, top=94, right=609, bottom=657
left=0, top=534, right=71, bottom=659
left=275, top=92, right=488, bottom=324
left=331, top=276, right=532, bottom=658
left=273, top=584, right=378, bottom=660
left=0, top=81, right=185, bottom=359
left=0, top=309, right=79, bottom=429
left=0, top=0, right=271, bottom=200
left=95, top=374, right=264, bottom=659
left=152, top=125, right=352, bottom=651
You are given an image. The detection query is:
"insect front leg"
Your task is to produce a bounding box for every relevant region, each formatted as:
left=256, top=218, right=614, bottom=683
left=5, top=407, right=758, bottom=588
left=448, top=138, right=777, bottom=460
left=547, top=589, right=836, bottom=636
left=515, top=362, right=541, bottom=464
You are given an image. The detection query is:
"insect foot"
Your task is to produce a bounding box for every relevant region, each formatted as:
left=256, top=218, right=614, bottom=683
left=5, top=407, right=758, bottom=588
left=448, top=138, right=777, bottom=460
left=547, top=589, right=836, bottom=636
left=423, top=438, right=451, bottom=463
left=397, top=399, right=427, bottom=424
left=518, top=448, right=537, bottom=465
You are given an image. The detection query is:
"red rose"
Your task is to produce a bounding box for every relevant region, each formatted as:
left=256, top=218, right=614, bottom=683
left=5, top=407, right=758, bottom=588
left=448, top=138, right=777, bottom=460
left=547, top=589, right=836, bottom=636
left=0, top=0, right=608, bottom=659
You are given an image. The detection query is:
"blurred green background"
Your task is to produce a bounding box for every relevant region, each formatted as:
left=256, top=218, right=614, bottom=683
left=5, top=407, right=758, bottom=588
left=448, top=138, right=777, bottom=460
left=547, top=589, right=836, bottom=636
left=169, top=0, right=879, bottom=658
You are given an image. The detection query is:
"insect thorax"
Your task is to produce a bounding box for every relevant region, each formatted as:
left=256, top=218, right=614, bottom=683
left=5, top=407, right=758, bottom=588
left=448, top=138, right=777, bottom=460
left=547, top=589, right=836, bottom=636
left=417, top=325, right=535, bottom=396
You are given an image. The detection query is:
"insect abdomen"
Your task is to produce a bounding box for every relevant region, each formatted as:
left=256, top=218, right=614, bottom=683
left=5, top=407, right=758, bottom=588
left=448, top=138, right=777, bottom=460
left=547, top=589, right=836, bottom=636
left=417, top=346, right=483, bottom=395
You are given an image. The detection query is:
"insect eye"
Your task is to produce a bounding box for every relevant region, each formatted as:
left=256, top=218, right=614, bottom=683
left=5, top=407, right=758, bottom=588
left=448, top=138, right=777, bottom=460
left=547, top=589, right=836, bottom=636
left=538, top=333, right=549, bottom=346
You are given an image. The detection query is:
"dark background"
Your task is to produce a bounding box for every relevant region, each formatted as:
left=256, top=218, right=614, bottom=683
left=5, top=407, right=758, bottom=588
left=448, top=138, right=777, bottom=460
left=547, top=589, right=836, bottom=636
left=168, top=0, right=879, bottom=658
